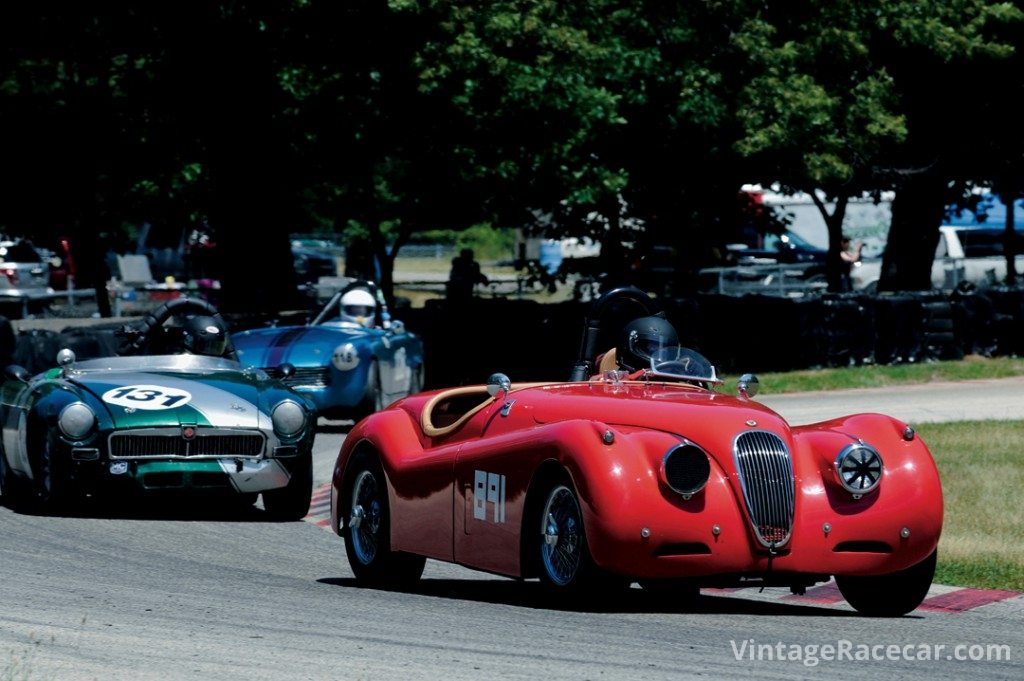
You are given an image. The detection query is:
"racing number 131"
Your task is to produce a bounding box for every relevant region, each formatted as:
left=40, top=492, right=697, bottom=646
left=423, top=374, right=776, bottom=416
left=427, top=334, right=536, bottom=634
left=474, top=470, right=506, bottom=523
left=108, top=386, right=187, bottom=407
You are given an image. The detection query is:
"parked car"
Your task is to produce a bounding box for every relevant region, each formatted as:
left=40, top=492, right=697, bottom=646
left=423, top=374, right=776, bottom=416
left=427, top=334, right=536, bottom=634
left=0, top=238, right=54, bottom=304
left=232, top=281, right=424, bottom=421
left=851, top=225, right=1024, bottom=291
left=329, top=286, right=942, bottom=616
left=0, top=297, right=317, bottom=518
left=727, top=229, right=827, bottom=266
left=293, top=246, right=339, bottom=287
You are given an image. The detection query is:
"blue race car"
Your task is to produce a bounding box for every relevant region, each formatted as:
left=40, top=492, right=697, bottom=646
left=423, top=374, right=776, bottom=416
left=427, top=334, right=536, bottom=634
left=232, top=282, right=424, bottom=421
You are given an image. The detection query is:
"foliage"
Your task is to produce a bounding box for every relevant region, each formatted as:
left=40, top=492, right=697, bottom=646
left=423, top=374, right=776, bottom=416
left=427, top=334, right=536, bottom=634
left=418, top=225, right=516, bottom=261
left=1, top=1, right=1023, bottom=308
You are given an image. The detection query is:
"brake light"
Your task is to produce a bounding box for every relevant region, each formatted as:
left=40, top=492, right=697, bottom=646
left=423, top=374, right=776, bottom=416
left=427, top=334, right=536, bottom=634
left=1, top=268, right=17, bottom=285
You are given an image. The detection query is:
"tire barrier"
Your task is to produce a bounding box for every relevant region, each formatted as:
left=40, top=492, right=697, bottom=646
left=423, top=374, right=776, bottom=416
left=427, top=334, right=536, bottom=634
left=950, top=286, right=998, bottom=357
left=0, top=315, right=15, bottom=368
left=818, top=294, right=874, bottom=367
left=983, top=286, right=1024, bottom=356
left=371, top=286, right=1024, bottom=384
left=217, top=284, right=1024, bottom=388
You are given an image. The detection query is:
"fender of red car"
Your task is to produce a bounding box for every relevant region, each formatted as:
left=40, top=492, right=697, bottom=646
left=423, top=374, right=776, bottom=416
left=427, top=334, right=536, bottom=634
left=333, top=406, right=457, bottom=562
left=786, top=413, right=943, bottom=570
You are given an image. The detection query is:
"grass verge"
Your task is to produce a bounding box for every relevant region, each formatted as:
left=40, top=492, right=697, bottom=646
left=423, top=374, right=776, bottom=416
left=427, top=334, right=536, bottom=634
left=752, top=355, right=1024, bottom=394
left=916, top=420, right=1024, bottom=592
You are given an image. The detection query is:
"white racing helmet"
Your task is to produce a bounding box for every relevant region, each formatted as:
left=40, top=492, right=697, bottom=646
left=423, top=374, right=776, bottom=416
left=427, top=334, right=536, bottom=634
left=340, top=288, right=377, bottom=327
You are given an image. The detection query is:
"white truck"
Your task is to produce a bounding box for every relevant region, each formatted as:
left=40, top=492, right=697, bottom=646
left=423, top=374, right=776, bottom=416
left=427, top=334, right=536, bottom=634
left=851, top=225, right=1024, bottom=292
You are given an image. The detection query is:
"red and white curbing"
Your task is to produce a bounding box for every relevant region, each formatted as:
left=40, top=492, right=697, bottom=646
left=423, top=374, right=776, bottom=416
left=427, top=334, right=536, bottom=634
left=304, top=482, right=1022, bottom=615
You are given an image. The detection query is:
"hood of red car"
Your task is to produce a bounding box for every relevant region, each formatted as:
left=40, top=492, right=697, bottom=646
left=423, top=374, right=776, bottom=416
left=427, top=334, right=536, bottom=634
left=521, top=382, right=793, bottom=460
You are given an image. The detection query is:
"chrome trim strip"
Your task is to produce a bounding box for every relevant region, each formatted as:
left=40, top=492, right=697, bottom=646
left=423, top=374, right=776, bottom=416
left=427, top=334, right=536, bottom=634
left=108, top=427, right=266, bottom=460
left=732, top=430, right=795, bottom=547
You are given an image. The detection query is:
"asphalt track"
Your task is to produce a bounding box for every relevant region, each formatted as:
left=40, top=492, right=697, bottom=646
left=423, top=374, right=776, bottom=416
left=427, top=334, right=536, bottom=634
left=1, top=380, right=1022, bottom=680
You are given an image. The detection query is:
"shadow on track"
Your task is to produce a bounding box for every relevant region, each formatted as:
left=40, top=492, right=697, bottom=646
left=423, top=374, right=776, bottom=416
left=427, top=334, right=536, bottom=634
left=317, top=576, right=871, bottom=617
left=1, top=492, right=307, bottom=522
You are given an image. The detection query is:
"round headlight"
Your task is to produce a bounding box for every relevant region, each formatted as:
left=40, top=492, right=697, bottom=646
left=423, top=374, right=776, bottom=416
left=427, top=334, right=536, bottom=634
left=331, top=343, right=360, bottom=371
left=835, top=442, right=883, bottom=495
left=272, top=400, right=307, bottom=437
left=59, top=402, right=95, bottom=439
left=662, top=443, right=711, bottom=499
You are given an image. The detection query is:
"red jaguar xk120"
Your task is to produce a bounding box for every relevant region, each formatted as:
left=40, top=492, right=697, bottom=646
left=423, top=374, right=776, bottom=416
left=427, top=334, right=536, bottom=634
left=330, top=287, right=943, bottom=616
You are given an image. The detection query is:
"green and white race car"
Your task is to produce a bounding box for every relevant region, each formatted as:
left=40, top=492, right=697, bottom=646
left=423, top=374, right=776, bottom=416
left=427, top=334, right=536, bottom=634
left=0, top=298, right=317, bottom=519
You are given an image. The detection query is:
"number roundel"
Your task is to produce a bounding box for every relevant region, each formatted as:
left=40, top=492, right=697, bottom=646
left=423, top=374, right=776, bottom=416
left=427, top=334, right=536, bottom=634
left=101, top=385, right=193, bottom=410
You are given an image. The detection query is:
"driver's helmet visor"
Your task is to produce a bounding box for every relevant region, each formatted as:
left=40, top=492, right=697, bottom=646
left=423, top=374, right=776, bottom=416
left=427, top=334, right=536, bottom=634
left=343, top=304, right=374, bottom=318
left=646, top=345, right=721, bottom=383
left=628, top=331, right=672, bottom=363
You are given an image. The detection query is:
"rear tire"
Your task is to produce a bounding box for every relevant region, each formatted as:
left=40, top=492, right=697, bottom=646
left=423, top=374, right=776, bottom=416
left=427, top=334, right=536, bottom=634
left=408, top=363, right=424, bottom=396
left=355, top=360, right=382, bottom=420
left=262, top=452, right=313, bottom=521
left=343, top=452, right=425, bottom=586
left=835, top=549, right=937, bottom=616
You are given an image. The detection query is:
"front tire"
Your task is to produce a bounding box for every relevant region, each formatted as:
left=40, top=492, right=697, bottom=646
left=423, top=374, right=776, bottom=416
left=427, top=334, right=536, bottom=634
left=31, top=431, right=72, bottom=514
left=835, top=549, right=937, bottom=616
left=532, top=475, right=624, bottom=593
left=343, top=452, right=425, bottom=585
left=0, top=448, right=30, bottom=510
left=262, top=452, right=313, bottom=521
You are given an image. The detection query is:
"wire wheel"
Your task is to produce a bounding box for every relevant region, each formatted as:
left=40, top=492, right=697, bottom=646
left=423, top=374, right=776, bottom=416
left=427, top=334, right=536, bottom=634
left=349, top=469, right=382, bottom=566
left=342, top=452, right=425, bottom=585
left=539, top=484, right=584, bottom=587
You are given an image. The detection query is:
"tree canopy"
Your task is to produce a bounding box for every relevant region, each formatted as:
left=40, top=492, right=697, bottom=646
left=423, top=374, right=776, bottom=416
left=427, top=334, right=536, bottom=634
left=1, top=0, right=1022, bottom=308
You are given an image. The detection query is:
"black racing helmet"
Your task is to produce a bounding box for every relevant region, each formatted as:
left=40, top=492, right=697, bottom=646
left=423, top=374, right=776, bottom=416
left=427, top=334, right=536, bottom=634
left=182, top=315, right=228, bottom=357
left=617, top=315, right=680, bottom=372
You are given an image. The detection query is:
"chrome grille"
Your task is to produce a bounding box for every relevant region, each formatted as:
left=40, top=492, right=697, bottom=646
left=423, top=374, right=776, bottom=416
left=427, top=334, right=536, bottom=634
left=733, top=430, right=795, bottom=547
left=109, top=429, right=266, bottom=460
left=263, top=366, right=330, bottom=388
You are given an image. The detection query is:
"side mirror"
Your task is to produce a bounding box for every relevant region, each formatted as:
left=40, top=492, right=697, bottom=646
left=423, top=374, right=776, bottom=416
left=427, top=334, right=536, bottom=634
left=278, top=363, right=296, bottom=379
left=57, top=348, right=77, bottom=377
left=737, top=373, right=759, bottom=399
left=486, top=373, right=511, bottom=399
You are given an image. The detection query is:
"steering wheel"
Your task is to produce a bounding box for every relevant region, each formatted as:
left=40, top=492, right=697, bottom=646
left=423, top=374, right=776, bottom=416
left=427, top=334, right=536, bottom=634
left=568, top=286, right=661, bottom=381
left=117, top=297, right=234, bottom=359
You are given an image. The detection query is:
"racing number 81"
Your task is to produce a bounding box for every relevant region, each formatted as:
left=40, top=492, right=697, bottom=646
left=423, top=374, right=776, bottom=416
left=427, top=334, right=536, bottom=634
left=474, top=469, right=506, bottom=523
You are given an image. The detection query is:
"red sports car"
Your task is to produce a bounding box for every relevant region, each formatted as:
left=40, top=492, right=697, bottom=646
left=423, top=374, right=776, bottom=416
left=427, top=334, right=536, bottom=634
left=330, top=287, right=943, bottom=616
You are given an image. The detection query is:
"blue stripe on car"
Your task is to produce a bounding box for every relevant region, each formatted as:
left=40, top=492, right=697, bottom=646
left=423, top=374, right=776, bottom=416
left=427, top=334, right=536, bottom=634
left=265, top=327, right=310, bottom=368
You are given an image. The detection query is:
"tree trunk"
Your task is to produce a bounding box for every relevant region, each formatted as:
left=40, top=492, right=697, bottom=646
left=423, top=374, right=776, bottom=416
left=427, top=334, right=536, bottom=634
left=809, top=192, right=849, bottom=293
left=879, top=171, right=947, bottom=292
left=1003, top=193, right=1018, bottom=286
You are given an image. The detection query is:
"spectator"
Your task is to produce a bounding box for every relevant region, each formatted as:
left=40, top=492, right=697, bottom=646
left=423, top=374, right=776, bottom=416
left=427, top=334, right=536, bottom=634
left=446, top=248, right=489, bottom=301
left=69, top=231, right=114, bottom=318
left=840, top=235, right=863, bottom=291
